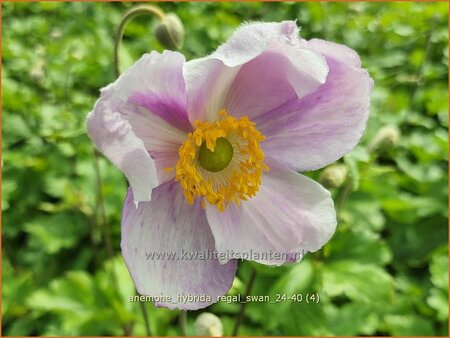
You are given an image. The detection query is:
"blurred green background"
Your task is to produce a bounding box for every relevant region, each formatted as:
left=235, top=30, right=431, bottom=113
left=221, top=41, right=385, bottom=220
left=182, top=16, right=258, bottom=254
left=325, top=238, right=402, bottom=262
left=2, top=1, right=448, bottom=336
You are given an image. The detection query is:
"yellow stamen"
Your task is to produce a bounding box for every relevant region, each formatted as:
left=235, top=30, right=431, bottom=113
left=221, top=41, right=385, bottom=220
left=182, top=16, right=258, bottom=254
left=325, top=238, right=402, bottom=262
left=175, top=110, right=268, bottom=212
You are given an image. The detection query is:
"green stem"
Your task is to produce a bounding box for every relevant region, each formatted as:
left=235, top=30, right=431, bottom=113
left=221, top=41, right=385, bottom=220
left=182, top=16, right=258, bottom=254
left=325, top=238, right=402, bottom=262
left=92, top=147, right=126, bottom=331
left=232, top=267, right=257, bottom=336
left=114, top=5, right=165, bottom=77
left=179, top=311, right=188, bottom=336
left=92, top=147, right=114, bottom=260
left=137, top=291, right=152, bottom=336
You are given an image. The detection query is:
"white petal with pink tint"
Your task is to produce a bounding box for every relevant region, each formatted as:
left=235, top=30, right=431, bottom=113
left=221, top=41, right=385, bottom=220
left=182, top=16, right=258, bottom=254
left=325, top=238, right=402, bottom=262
left=87, top=92, right=158, bottom=202
left=256, top=41, right=373, bottom=172
left=121, top=182, right=237, bottom=310
left=205, top=158, right=336, bottom=266
left=87, top=51, right=191, bottom=201
left=306, top=38, right=362, bottom=68
left=224, top=39, right=328, bottom=120
left=184, top=21, right=328, bottom=123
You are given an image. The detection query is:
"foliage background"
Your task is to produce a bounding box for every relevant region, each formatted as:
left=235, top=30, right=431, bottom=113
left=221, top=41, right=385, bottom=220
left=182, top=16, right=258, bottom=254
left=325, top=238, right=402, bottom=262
left=2, top=1, right=448, bottom=336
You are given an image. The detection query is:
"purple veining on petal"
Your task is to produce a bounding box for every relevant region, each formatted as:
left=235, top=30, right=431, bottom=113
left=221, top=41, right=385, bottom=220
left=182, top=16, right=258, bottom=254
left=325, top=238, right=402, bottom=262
left=256, top=55, right=373, bottom=172
left=86, top=51, right=192, bottom=200
left=130, top=92, right=192, bottom=132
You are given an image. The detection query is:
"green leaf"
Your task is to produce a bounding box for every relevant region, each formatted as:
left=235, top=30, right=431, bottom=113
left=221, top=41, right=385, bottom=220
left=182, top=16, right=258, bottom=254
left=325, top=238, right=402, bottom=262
left=427, top=288, right=448, bottom=321
left=384, top=314, right=434, bottom=335
left=427, top=248, right=449, bottom=321
left=321, top=261, right=394, bottom=303
left=388, top=216, right=447, bottom=264
left=429, top=248, right=449, bottom=290
left=282, top=301, right=329, bottom=336
left=24, top=213, right=89, bottom=254
left=326, top=302, right=380, bottom=335
left=341, top=192, right=386, bottom=231
left=257, top=260, right=315, bottom=330
left=27, top=256, right=139, bottom=335
left=326, top=228, right=392, bottom=265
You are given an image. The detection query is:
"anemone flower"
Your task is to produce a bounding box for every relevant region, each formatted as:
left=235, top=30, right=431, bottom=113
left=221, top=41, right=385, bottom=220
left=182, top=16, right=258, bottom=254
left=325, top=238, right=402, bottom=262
left=87, top=20, right=373, bottom=310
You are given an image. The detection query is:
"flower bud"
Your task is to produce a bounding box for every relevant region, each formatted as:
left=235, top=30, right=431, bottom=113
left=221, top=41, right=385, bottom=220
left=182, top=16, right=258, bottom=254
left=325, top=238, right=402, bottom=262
left=154, top=13, right=184, bottom=50
left=369, top=125, right=400, bottom=152
left=320, top=164, right=348, bottom=188
left=194, top=312, right=223, bottom=337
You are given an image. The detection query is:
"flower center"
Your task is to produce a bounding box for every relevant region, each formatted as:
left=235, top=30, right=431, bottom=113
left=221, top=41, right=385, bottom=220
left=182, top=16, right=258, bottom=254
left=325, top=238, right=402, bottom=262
left=174, top=110, right=268, bottom=212
left=198, top=137, right=234, bottom=172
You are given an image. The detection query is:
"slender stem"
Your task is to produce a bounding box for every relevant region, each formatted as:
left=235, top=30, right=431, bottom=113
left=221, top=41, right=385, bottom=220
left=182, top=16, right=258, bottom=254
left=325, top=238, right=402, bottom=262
left=179, top=311, right=188, bottom=336
left=232, top=267, right=257, bottom=336
left=88, top=210, right=100, bottom=268
left=114, top=5, right=165, bottom=77
left=123, top=322, right=134, bottom=336
left=112, top=7, right=165, bottom=334
left=137, top=292, right=152, bottom=336
left=92, top=147, right=114, bottom=260
left=92, top=147, right=124, bottom=304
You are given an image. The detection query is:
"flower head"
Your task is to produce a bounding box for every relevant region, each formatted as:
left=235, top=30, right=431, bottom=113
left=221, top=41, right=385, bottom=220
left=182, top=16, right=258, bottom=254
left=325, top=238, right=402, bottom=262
left=175, top=110, right=268, bottom=211
left=87, top=20, right=373, bottom=310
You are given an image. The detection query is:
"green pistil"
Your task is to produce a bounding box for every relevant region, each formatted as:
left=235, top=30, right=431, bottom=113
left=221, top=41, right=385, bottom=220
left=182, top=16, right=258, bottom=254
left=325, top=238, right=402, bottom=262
left=198, top=137, right=234, bottom=172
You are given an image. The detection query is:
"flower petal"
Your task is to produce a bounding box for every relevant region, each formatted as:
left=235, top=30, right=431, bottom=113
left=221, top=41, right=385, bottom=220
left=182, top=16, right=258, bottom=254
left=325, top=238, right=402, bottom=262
left=256, top=42, right=373, bottom=171
left=211, top=20, right=301, bottom=67
left=87, top=94, right=158, bottom=202
left=224, top=39, right=328, bottom=120
left=121, top=182, right=237, bottom=310
left=184, top=21, right=328, bottom=123
left=205, top=158, right=336, bottom=266
left=122, top=102, right=186, bottom=185
left=87, top=51, right=190, bottom=200
left=305, top=38, right=361, bottom=68
left=108, top=50, right=191, bottom=131
left=184, top=58, right=240, bottom=123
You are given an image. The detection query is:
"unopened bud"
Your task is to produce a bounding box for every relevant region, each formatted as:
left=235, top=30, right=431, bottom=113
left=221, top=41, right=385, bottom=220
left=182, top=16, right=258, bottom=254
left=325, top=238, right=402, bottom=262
left=194, top=312, right=223, bottom=337
left=320, top=164, right=348, bottom=188
left=369, top=125, right=400, bottom=152
left=154, top=13, right=184, bottom=50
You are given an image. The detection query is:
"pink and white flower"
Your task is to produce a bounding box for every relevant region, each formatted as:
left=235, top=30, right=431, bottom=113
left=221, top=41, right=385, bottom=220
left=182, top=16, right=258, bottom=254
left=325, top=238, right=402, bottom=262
left=87, top=21, right=373, bottom=310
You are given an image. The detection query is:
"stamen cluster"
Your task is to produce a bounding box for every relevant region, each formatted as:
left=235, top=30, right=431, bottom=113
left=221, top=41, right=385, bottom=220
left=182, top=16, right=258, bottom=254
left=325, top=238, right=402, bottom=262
left=175, top=110, right=268, bottom=211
